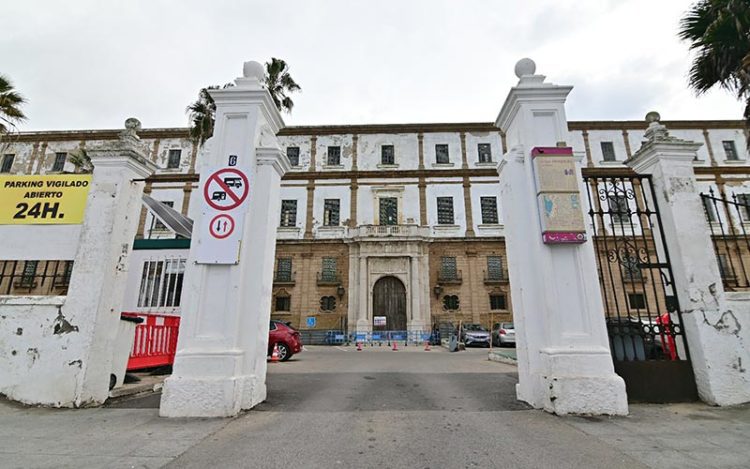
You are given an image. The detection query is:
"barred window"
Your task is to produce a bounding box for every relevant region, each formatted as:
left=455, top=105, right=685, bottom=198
left=489, top=294, right=506, bottom=310
left=275, top=295, right=291, bottom=312
left=435, top=144, right=450, bottom=164
left=137, top=258, right=186, bottom=308
left=478, top=143, right=492, bottom=163
left=718, top=254, right=735, bottom=280
left=52, top=152, right=67, bottom=172
left=480, top=196, right=499, bottom=224
left=601, top=142, right=616, bottom=162
left=287, top=146, right=300, bottom=166
left=608, top=195, right=629, bottom=223
left=280, top=200, right=297, bottom=227
left=320, top=296, right=336, bottom=311
left=167, top=149, right=182, bottom=169
left=443, top=295, right=459, bottom=310
left=736, top=194, right=750, bottom=221
left=723, top=141, right=738, bottom=161
left=487, top=256, right=503, bottom=280
left=622, top=256, right=642, bottom=281
left=276, top=258, right=293, bottom=282
left=379, top=197, right=398, bottom=226
left=20, top=261, right=38, bottom=287
left=381, top=145, right=395, bottom=165
left=323, top=199, right=340, bottom=226
left=1, top=154, right=14, bottom=173
left=440, top=256, right=457, bottom=280
left=327, top=146, right=341, bottom=166
left=321, top=257, right=337, bottom=282
left=628, top=293, right=646, bottom=310
left=437, top=197, right=454, bottom=225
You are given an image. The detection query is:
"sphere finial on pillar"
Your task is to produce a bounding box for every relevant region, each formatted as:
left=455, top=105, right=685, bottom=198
left=514, top=58, right=536, bottom=78
left=243, top=61, right=265, bottom=81
left=645, top=111, right=661, bottom=123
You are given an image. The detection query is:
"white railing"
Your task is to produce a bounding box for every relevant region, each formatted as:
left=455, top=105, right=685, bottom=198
left=349, top=224, right=429, bottom=238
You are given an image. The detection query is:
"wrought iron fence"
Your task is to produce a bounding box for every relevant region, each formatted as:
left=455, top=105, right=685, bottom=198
left=700, top=188, right=750, bottom=290
left=0, top=260, right=74, bottom=295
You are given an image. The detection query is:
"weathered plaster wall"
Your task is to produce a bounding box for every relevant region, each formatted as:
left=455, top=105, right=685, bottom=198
left=0, top=225, right=81, bottom=260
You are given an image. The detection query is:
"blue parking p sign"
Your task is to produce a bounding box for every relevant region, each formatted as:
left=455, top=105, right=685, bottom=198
left=306, top=316, right=316, bottom=328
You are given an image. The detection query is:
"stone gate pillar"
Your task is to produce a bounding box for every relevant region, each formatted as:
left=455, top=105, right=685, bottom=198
left=160, top=61, right=287, bottom=417
left=627, top=113, right=750, bottom=406
left=495, top=59, right=628, bottom=415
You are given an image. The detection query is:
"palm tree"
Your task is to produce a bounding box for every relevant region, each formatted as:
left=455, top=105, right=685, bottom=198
left=68, top=148, right=92, bottom=173
left=187, top=59, right=301, bottom=146
left=264, top=58, right=301, bottom=113
left=0, top=74, right=27, bottom=135
left=679, top=1, right=750, bottom=147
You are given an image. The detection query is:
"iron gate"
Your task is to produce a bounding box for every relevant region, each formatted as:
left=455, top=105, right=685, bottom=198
left=583, top=173, right=697, bottom=402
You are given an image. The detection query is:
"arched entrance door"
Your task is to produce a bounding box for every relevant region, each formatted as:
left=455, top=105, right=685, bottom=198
left=372, top=276, right=407, bottom=331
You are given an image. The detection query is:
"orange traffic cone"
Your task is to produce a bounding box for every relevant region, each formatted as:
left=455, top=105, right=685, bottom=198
left=392, top=340, right=398, bottom=351
left=270, top=343, right=281, bottom=363
left=424, top=340, right=431, bottom=351
left=356, top=341, right=362, bottom=351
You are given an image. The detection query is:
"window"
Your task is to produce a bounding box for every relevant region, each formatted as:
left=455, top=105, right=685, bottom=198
left=136, top=258, right=186, bottom=308
left=323, top=199, right=340, bottom=226
left=320, top=296, right=336, bottom=311
left=20, top=261, right=38, bottom=287
left=480, top=196, right=499, bottom=224
left=608, top=195, right=629, bottom=223
left=442, top=295, right=460, bottom=310
left=437, top=197, right=455, bottom=225
left=276, top=258, right=293, bottom=282
left=1, top=154, right=14, bottom=173
left=435, top=144, right=450, bottom=164
left=379, top=197, right=398, bottom=225
left=381, top=145, right=395, bottom=165
left=622, top=256, right=642, bottom=281
left=275, top=295, right=291, bottom=312
left=490, top=294, right=507, bottom=310
left=440, top=256, right=458, bottom=280
left=287, top=146, right=300, bottom=166
left=152, top=201, right=174, bottom=231
left=167, top=149, right=182, bottom=169
left=487, top=256, right=503, bottom=280
left=327, top=146, right=341, bottom=166
left=478, top=143, right=492, bottom=163
left=718, top=254, right=735, bottom=280
left=321, top=257, right=337, bottom=282
left=55, top=261, right=74, bottom=287
left=601, top=142, right=616, bottom=162
left=738, top=194, right=750, bottom=221
left=52, top=152, right=67, bottom=172
left=280, top=200, right=297, bottom=227
left=628, top=293, right=646, bottom=310
left=723, top=141, right=739, bottom=161
left=702, top=196, right=718, bottom=222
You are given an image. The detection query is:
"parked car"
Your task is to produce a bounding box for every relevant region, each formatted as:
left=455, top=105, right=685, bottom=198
left=492, top=322, right=515, bottom=347
left=460, top=323, right=491, bottom=347
left=268, top=320, right=303, bottom=361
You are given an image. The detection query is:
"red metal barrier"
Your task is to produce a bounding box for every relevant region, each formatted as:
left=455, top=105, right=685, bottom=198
left=122, top=313, right=180, bottom=370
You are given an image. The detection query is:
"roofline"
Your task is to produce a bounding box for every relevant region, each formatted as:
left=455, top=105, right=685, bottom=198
left=7, top=119, right=745, bottom=142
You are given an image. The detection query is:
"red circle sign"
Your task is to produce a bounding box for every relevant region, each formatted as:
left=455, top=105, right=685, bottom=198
left=209, top=214, right=235, bottom=239
left=203, top=168, right=250, bottom=211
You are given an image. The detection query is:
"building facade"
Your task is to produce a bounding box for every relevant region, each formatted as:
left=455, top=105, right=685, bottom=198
left=2, top=119, right=748, bottom=335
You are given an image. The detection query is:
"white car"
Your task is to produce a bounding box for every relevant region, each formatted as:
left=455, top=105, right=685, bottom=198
left=493, top=322, right=515, bottom=347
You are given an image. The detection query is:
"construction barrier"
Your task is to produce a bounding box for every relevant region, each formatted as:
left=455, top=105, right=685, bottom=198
left=122, top=312, right=180, bottom=370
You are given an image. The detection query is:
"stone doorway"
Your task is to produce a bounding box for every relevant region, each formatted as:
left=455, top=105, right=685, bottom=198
left=372, top=276, right=407, bottom=331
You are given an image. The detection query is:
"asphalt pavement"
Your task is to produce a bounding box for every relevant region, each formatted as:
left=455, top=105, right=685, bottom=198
left=2, top=345, right=750, bottom=468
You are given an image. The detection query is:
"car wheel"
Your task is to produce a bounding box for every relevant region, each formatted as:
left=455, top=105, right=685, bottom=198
left=276, top=343, right=291, bottom=362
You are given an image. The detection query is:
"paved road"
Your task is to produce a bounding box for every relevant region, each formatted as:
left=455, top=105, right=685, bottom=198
left=3, top=346, right=750, bottom=468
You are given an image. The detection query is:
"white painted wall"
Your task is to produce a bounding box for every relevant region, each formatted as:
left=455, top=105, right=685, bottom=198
left=465, top=131, right=502, bottom=168
left=278, top=135, right=312, bottom=171
left=423, top=132, right=462, bottom=168
left=357, top=133, right=419, bottom=171
left=315, top=135, right=354, bottom=171
left=425, top=182, right=465, bottom=237
left=311, top=183, right=351, bottom=237
left=277, top=184, right=307, bottom=239
left=0, top=225, right=81, bottom=259
left=470, top=181, right=503, bottom=236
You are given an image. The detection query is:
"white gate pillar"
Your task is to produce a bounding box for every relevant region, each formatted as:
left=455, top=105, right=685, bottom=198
left=627, top=113, right=750, bottom=406
left=495, top=59, right=628, bottom=415
left=160, top=61, right=287, bottom=417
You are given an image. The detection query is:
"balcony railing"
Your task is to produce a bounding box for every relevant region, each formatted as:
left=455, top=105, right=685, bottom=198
left=483, top=271, right=509, bottom=284
left=317, top=272, right=342, bottom=286
left=0, top=260, right=73, bottom=295
left=438, top=270, right=463, bottom=284
left=273, top=271, right=296, bottom=285
left=349, top=224, right=430, bottom=238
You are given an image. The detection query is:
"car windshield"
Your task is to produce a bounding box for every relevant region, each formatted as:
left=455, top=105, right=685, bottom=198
left=465, top=324, right=486, bottom=332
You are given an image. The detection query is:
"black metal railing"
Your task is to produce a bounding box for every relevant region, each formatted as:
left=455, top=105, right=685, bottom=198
left=438, top=270, right=462, bottom=284
left=317, top=271, right=341, bottom=285
left=483, top=270, right=508, bottom=284
left=700, top=188, right=750, bottom=290
left=273, top=271, right=295, bottom=285
left=0, top=260, right=74, bottom=295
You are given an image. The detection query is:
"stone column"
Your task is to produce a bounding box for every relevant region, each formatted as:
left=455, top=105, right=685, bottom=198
left=66, top=118, right=157, bottom=405
left=627, top=113, right=750, bottom=406
left=495, top=59, right=627, bottom=415
left=357, top=254, right=369, bottom=332
left=160, top=61, right=287, bottom=417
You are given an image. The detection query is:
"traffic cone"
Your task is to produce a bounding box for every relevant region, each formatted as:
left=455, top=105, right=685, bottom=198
left=270, top=344, right=281, bottom=363
left=356, top=341, right=362, bottom=351
left=424, top=340, right=431, bottom=351
left=392, top=340, right=398, bottom=351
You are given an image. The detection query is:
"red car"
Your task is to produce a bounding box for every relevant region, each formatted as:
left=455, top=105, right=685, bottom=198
left=268, top=320, right=302, bottom=361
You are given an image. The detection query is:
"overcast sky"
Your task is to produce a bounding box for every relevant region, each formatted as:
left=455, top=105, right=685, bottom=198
left=2, top=0, right=743, bottom=131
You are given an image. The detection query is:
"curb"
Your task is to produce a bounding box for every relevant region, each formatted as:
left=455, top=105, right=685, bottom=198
left=488, top=351, right=517, bottom=366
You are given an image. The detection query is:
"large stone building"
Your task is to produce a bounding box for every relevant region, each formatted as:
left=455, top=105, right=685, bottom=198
left=2, top=119, right=748, bottom=335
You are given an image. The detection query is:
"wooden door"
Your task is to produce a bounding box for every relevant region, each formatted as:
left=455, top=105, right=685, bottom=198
left=372, top=276, right=407, bottom=331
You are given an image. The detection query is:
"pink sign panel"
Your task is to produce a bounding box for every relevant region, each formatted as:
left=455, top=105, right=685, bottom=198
left=542, top=231, right=587, bottom=244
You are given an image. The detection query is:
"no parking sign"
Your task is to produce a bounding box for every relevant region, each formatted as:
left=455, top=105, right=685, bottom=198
left=194, top=163, right=251, bottom=264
